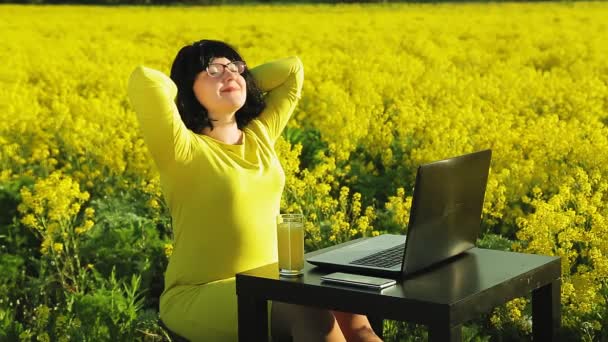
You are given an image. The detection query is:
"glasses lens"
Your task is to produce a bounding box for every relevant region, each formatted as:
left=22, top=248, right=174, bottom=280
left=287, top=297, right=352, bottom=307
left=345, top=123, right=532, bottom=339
left=207, top=64, right=222, bottom=77
left=207, top=61, right=245, bottom=77
left=226, top=62, right=245, bottom=74
left=234, top=61, right=246, bottom=74
left=224, top=63, right=237, bottom=74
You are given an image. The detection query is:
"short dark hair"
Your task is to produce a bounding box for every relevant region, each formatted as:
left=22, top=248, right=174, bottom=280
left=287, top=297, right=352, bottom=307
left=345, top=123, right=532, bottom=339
left=170, top=39, right=266, bottom=132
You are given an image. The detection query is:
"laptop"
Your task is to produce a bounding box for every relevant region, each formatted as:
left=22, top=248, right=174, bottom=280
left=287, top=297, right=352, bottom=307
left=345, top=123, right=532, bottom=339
left=306, top=149, right=492, bottom=278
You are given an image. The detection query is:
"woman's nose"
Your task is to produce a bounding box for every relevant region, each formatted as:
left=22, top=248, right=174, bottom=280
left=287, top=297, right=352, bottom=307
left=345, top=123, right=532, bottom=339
left=222, top=68, right=238, bottom=81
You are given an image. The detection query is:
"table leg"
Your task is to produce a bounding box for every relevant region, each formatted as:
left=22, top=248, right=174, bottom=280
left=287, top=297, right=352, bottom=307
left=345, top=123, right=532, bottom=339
left=428, top=323, right=461, bottom=342
left=237, top=295, right=268, bottom=342
left=532, top=278, right=561, bottom=341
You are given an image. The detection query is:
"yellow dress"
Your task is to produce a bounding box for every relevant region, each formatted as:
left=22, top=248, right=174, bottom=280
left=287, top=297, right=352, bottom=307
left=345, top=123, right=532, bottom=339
left=127, top=56, right=304, bottom=341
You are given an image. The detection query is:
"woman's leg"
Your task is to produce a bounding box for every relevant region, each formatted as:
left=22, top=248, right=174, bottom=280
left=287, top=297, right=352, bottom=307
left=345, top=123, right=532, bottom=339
left=271, top=301, right=346, bottom=342
left=331, top=311, right=383, bottom=342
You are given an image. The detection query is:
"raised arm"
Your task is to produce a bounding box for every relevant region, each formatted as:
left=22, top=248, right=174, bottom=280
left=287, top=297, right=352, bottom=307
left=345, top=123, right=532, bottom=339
left=249, top=56, right=304, bottom=143
left=127, top=65, right=192, bottom=171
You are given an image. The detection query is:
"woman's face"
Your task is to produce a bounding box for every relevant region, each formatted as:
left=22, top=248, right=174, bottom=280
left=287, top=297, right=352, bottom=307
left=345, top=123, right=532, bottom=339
left=192, top=56, right=247, bottom=118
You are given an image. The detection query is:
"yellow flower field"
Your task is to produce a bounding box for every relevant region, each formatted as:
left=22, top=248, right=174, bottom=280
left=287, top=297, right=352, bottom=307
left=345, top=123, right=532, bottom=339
left=1, top=2, right=607, bottom=340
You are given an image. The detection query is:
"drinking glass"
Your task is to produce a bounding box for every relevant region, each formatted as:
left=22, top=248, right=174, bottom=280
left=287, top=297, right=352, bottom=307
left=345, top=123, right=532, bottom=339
left=276, top=213, right=305, bottom=277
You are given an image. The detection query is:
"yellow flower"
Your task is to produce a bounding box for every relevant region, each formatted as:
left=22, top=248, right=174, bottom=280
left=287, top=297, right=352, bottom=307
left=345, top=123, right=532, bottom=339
left=147, top=198, right=160, bottom=210
left=385, top=188, right=412, bottom=230
left=75, top=220, right=94, bottom=235
left=164, top=243, right=174, bottom=257
left=84, top=207, right=95, bottom=218
left=40, top=237, right=52, bottom=255
left=52, top=243, right=63, bottom=254
left=20, top=214, right=39, bottom=230
left=490, top=313, right=502, bottom=329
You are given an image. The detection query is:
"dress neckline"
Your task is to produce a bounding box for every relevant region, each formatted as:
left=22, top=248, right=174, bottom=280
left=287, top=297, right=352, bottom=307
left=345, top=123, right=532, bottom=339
left=199, top=129, right=247, bottom=150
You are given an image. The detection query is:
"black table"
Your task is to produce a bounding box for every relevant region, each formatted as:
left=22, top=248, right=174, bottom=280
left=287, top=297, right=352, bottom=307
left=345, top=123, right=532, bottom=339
left=236, top=239, right=561, bottom=341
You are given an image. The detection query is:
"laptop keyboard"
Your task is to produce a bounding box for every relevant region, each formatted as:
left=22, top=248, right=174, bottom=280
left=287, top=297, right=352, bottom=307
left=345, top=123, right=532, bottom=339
left=349, top=243, right=405, bottom=269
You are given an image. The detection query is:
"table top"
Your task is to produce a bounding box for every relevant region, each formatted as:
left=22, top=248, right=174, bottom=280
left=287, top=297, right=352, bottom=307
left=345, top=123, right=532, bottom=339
left=236, top=238, right=561, bottom=325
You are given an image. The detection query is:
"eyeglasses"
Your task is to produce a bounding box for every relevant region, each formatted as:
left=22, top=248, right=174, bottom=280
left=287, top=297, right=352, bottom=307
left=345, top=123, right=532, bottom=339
left=205, top=61, right=246, bottom=78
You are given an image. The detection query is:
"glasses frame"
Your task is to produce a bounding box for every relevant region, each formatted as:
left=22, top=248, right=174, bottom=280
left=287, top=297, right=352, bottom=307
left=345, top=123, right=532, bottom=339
left=204, top=60, right=247, bottom=78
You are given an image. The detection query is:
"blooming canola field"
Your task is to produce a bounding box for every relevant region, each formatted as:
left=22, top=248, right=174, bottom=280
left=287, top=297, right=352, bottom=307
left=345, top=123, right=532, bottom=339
left=1, top=2, right=608, bottom=339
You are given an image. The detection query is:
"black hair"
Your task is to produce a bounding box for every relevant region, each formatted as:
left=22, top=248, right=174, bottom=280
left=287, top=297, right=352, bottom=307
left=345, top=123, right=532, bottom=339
left=170, top=39, right=266, bottom=132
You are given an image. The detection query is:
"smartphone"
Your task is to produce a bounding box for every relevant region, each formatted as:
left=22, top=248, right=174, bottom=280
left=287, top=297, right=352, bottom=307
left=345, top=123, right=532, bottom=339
left=320, top=272, right=397, bottom=291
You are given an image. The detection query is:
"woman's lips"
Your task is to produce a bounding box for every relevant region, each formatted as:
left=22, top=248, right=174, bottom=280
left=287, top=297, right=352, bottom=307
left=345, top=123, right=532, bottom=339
left=221, top=86, right=238, bottom=93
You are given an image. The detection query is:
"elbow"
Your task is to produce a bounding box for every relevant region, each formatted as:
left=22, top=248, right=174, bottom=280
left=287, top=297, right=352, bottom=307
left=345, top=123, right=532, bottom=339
left=128, top=65, right=146, bottom=85
left=127, top=65, right=146, bottom=97
left=292, top=56, right=304, bottom=98
left=127, top=65, right=179, bottom=103
left=292, top=55, right=304, bottom=78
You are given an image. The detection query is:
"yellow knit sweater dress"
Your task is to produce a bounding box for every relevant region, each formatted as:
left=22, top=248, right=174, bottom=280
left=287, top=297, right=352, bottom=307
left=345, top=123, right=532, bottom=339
left=127, top=56, right=304, bottom=341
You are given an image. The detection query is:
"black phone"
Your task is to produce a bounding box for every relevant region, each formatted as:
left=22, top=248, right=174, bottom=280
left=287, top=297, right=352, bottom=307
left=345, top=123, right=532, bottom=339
left=320, top=272, right=396, bottom=291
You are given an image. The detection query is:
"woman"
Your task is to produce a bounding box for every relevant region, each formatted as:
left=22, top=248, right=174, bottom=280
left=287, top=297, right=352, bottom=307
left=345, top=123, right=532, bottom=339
left=127, top=39, right=382, bottom=342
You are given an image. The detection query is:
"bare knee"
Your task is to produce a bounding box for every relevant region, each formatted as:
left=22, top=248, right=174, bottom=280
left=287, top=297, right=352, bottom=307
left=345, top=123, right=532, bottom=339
left=332, top=311, right=383, bottom=342
left=271, top=301, right=345, bottom=342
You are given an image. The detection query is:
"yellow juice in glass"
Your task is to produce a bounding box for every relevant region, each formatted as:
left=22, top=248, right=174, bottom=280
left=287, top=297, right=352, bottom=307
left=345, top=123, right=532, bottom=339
left=277, top=216, right=304, bottom=276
